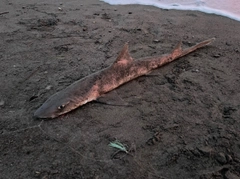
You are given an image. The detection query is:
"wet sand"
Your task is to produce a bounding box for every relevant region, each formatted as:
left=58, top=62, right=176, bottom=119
left=0, top=0, right=240, bottom=178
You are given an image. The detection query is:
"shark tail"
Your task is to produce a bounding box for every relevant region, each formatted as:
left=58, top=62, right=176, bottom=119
left=167, top=38, right=215, bottom=63
left=179, top=38, right=215, bottom=58
left=150, top=38, right=215, bottom=69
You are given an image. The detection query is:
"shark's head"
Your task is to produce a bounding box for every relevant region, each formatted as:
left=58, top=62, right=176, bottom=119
left=34, top=77, right=99, bottom=119
left=34, top=92, right=81, bottom=119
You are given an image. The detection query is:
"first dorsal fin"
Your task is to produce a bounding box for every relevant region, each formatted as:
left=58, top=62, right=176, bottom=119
left=113, top=43, right=133, bottom=65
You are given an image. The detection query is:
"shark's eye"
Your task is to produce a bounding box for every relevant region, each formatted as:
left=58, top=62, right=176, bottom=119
left=57, top=101, right=70, bottom=110
left=58, top=104, right=65, bottom=110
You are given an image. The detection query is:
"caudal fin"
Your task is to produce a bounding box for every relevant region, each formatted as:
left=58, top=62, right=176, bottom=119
left=180, top=38, right=215, bottom=57
left=153, top=38, right=215, bottom=68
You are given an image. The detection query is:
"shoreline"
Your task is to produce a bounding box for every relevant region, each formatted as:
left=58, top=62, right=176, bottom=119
left=101, top=0, right=240, bottom=22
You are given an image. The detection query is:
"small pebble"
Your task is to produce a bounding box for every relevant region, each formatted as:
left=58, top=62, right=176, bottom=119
left=215, top=152, right=227, bottom=164
left=45, top=85, right=52, bottom=90
left=153, top=39, right=160, bottom=43
left=213, top=54, right=221, bottom=58
left=198, top=146, right=213, bottom=156
left=192, top=69, right=199, bottom=73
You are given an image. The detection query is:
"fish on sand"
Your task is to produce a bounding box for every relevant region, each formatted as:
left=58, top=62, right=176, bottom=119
left=34, top=38, right=215, bottom=119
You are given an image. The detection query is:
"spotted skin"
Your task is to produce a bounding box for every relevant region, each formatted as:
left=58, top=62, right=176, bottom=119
left=34, top=38, right=215, bottom=119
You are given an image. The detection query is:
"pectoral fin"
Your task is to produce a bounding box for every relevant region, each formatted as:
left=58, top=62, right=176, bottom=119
left=95, top=90, right=130, bottom=106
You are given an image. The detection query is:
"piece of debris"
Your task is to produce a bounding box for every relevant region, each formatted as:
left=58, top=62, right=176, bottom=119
left=0, top=11, right=9, bottom=15
left=109, top=140, right=128, bottom=153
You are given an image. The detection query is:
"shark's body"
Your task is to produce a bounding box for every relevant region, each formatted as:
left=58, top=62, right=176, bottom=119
left=34, top=38, right=214, bottom=118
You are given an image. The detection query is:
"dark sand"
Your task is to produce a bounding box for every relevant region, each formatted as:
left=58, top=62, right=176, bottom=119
left=0, top=0, right=240, bottom=178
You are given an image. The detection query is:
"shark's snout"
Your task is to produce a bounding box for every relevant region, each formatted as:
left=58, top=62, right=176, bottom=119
left=34, top=105, right=55, bottom=119
left=34, top=107, right=47, bottom=119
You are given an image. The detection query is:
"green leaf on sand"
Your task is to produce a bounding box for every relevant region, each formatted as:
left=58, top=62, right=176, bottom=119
left=109, top=140, right=128, bottom=153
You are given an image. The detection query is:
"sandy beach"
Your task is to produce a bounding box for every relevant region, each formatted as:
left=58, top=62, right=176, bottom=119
left=0, top=0, right=240, bottom=178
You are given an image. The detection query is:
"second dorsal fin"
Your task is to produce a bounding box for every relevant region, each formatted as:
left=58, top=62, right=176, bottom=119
left=171, top=41, right=183, bottom=59
left=113, top=43, right=133, bottom=65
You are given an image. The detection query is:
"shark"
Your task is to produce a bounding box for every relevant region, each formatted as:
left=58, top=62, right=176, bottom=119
left=34, top=38, right=215, bottom=119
